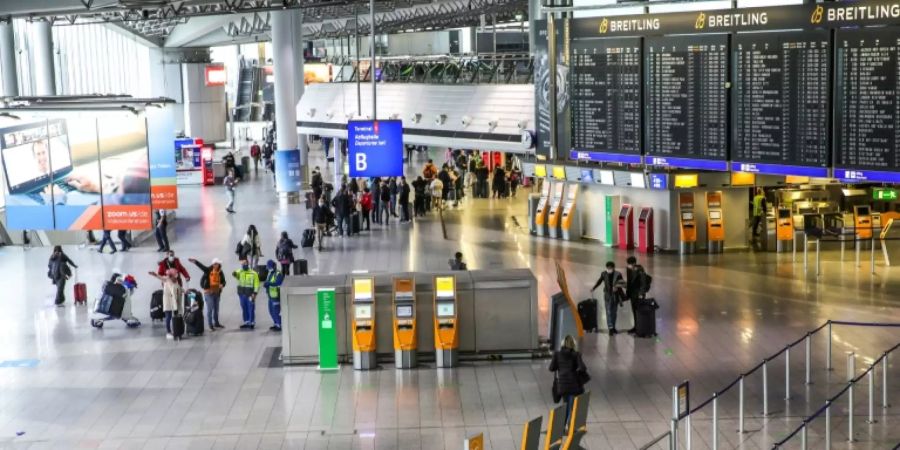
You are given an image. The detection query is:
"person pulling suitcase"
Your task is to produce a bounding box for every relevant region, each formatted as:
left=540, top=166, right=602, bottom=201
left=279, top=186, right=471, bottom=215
left=590, top=261, right=625, bottom=336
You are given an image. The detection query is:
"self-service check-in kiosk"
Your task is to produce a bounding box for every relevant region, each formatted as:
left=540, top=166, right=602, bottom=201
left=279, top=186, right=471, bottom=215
left=706, top=191, right=725, bottom=253
left=433, top=275, right=459, bottom=368
left=201, top=145, right=215, bottom=186
left=679, top=192, right=697, bottom=254
left=351, top=277, right=377, bottom=370
left=392, top=277, right=417, bottom=369
left=547, top=182, right=566, bottom=239
left=638, top=207, right=654, bottom=254
left=854, top=205, right=873, bottom=240
left=618, top=204, right=634, bottom=250
left=534, top=181, right=551, bottom=236
left=604, top=195, right=621, bottom=247
left=560, top=185, right=580, bottom=240
left=776, top=207, right=794, bottom=253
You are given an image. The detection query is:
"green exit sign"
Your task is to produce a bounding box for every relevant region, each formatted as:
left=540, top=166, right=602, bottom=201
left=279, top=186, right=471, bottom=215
left=873, top=188, right=898, bottom=201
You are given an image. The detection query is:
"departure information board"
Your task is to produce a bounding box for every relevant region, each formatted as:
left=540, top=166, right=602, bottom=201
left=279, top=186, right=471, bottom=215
left=570, top=37, right=642, bottom=163
left=834, top=27, right=900, bottom=182
left=645, top=34, right=729, bottom=171
left=732, top=31, right=830, bottom=176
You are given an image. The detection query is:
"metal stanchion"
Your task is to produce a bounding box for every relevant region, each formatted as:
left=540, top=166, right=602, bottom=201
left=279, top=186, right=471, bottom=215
left=785, top=348, right=791, bottom=400
left=800, top=423, right=808, bottom=450
left=738, top=376, right=745, bottom=434
left=827, top=322, right=833, bottom=370
left=805, top=334, right=812, bottom=385
left=804, top=234, right=808, bottom=273
left=825, top=400, right=832, bottom=448
left=671, top=387, right=678, bottom=450
left=871, top=235, right=876, bottom=274
left=848, top=352, right=856, bottom=381
left=849, top=379, right=855, bottom=442
left=712, top=394, right=718, bottom=450
left=816, top=239, right=821, bottom=276
left=868, top=369, right=876, bottom=424
left=793, top=232, right=797, bottom=262
left=856, top=238, right=861, bottom=268
left=884, top=353, right=890, bottom=408
left=685, top=414, right=692, bottom=450
left=763, top=360, right=769, bottom=416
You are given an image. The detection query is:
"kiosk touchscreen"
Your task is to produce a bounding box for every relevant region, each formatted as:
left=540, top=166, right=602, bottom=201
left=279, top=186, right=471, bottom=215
left=351, top=277, right=377, bottom=370
left=392, top=277, right=417, bottom=369
left=706, top=191, right=725, bottom=253
left=433, top=276, right=459, bottom=368
left=617, top=204, right=634, bottom=250
left=534, top=181, right=552, bottom=236
left=776, top=207, right=794, bottom=252
left=547, top=182, right=567, bottom=239
left=678, top=192, right=697, bottom=254
left=560, top=184, right=580, bottom=241
left=638, top=207, right=654, bottom=254
left=854, top=205, right=873, bottom=240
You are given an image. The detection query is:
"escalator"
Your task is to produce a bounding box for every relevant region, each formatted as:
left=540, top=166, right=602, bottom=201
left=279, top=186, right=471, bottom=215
left=234, top=66, right=260, bottom=122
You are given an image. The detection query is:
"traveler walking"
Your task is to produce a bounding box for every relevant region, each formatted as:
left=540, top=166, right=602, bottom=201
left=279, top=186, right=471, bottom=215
left=237, top=225, right=263, bottom=267
left=625, top=256, right=651, bottom=335
left=371, top=177, right=382, bottom=224
left=117, top=230, right=132, bottom=252
left=275, top=231, right=299, bottom=275
left=233, top=260, right=260, bottom=329
left=224, top=169, right=238, bottom=213
left=430, top=177, right=444, bottom=211
left=549, top=335, right=589, bottom=427
left=262, top=260, right=284, bottom=331
left=423, top=159, right=438, bottom=182
left=360, top=187, right=373, bottom=230
left=313, top=198, right=330, bottom=251
left=399, top=177, right=411, bottom=222
left=412, top=176, right=427, bottom=217
left=590, top=261, right=625, bottom=335
left=154, top=210, right=170, bottom=252
left=332, top=186, right=354, bottom=236
left=379, top=181, right=391, bottom=224
left=98, top=229, right=117, bottom=254
left=189, top=257, right=226, bottom=331
left=389, top=178, right=399, bottom=217
left=48, top=246, right=77, bottom=307
left=157, top=250, right=191, bottom=286
left=250, top=141, right=261, bottom=174
left=147, top=269, right=184, bottom=338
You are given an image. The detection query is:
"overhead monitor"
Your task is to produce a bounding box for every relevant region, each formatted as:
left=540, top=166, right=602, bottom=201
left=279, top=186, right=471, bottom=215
left=674, top=174, right=699, bottom=188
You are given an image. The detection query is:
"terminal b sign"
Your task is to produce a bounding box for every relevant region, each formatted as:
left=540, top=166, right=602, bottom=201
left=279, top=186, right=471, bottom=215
left=347, top=120, right=404, bottom=178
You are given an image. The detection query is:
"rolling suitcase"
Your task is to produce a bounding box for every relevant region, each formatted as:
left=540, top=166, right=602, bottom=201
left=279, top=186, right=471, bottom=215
left=301, top=229, right=315, bottom=248
left=634, top=298, right=659, bottom=338
left=577, top=298, right=599, bottom=333
left=171, top=313, right=185, bottom=341
left=293, top=259, right=308, bottom=275
left=150, top=290, right=165, bottom=321
left=351, top=212, right=361, bottom=234
left=74, top=282, right=87, bottom=305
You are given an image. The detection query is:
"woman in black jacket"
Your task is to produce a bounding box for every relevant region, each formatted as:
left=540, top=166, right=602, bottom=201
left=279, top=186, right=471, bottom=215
left=549, top=335, right=588, bottom=426
left=276, top=231, right=299, bottom=275
left=47, top=246, right=78, bottom=306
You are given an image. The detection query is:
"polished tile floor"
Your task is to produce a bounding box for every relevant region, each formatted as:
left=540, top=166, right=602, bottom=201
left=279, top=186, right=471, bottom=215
left=0, top=150, right=898, bottom=449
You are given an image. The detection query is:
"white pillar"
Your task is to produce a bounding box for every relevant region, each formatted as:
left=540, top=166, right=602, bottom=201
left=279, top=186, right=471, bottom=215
left=31, top=19, right=56, bottom=96
left=272, top=9, right=302, bottom=200
left=0, top=20, right=19, bottom=97
left=292, top=9, right=309, bottom=187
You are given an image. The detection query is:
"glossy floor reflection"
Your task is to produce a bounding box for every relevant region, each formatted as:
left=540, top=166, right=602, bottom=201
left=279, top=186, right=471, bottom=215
left=0, top=151, right=898, bottom=449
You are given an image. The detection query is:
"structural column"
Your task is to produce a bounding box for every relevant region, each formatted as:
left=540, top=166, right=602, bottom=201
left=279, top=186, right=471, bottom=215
left=31, top=18, right=56, bottom=96
left=0, top=19, right=19, bottom=97
left=271, top=9, right=302, bottom=202
left=292, top=9, right=309, bottom=187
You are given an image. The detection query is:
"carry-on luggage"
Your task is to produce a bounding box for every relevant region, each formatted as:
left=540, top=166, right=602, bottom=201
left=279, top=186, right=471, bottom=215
left=293, top=259, right=308, bottom=275
left=634, top=298, right=659, bottom=338
left=94, top=290, right=126, bottom=318
left=577, top=298, right=600, bottom=333
left=150, top=290, right=165, bottom=321
left=185, top=308, right=205, bottom=336
left=171, top=313, right=185, bottom=340
left=351, top=212, right=361, bottom=234
left=74, top=282, right=88, bottom=305
left=301, top=229, right=315, bottom=248
left=183, top=289, right=204, bottom=311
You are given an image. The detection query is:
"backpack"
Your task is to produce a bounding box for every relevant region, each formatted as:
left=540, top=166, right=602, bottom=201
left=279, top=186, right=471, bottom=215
left=250, top=145, right=260, bottom=158
left=636, top=265, right=652, bottom=295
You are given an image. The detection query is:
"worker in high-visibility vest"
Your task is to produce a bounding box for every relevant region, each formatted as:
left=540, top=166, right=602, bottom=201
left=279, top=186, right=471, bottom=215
left=232, top=260, right=260, bottom=330
left=751, top=187, right=767, bottom=246
left=262, top=260, right=285, bottom=332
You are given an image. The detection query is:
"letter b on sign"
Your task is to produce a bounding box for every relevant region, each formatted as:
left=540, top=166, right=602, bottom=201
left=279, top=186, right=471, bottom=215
left=355, top=153, right=368, bottom=172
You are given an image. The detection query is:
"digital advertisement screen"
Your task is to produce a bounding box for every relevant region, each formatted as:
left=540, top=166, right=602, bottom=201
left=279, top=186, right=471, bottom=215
left=396, top=305, right=413, bottom=318
left=348, top=120, right=403, bottom=177
left=436, top=302, right=455, bottom=318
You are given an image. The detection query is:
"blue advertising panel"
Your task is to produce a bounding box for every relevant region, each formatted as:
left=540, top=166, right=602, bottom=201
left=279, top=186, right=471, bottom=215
left=275, top=149, right=302, bottom=193
left=348, top=120, right=403, bottom=177
left=147, top=107, right=178, bottom=209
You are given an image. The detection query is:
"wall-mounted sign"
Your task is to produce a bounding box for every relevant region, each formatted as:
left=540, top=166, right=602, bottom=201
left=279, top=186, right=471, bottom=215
left=347, top=120, right=403, bottom=177
left=204, top=64, right=226, bottom=87
left=873, top=188, right=898, bottom=201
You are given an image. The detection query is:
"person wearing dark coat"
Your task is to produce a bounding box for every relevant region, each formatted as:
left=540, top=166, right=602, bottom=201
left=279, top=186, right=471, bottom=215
left=48, top=246, right=78, bottom=306
left=275, top=231, right=299, bottom=275
left=549, top=335, right=588, bottom=427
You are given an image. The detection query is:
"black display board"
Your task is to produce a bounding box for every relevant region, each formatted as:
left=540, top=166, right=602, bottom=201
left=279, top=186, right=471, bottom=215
left=645, top=34, right=729, bottom=167
left=732, top=31, right=830, bottom=175
left=835, top=27, right=900, bottom=179
left=570, top=37, right=642, bottom=157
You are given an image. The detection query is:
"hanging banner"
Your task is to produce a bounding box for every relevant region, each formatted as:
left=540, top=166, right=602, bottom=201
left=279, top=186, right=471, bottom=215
left=96, top=113, right=152, bottom=230
left=146, top=107, right=178, bottom=209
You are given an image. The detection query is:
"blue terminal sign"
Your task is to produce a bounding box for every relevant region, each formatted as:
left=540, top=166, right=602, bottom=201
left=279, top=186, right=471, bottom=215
left=836, top=169, right=900, bottom=184
left=732, top=162, right=828, bottom=178
left=646, top=156, right=728, bottom=172
left=347, top=120, right=404, bottom=177
left=570, top=150, right=642, bottom=165
left=648, top=173, right=668, bottom=190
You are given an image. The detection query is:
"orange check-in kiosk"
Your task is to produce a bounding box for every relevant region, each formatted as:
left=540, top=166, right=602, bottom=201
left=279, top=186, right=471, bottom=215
left=776, top=207, right=794, bottom=252
left=547, top=182, right=566, bottom=239
left=433, top=275, right=459, bottom=368
left=679, top=192, right=697, bottom=254
left=392, top=277, right=417, bottom=369
left=351, top=277, right=377, bottom=370
left=706, top=191, right=725, bottom=253
left=560, top=184, right=580, bottom=240
left=534, top=180, right=551, bottom=237
left=854, top=205, right=873, bottom=239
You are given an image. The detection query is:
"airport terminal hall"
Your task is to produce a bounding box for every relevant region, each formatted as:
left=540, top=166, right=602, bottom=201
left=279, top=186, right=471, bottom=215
left=3, top=0, right=900, bottom=449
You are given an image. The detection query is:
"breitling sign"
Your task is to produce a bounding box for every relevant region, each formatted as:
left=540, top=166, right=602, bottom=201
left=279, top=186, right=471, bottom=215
left=574, top=0, right=900, bottom=37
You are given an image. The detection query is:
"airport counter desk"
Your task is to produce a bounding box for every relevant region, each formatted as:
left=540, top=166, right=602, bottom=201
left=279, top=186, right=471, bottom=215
left=281, top=269, right=542, bottom=367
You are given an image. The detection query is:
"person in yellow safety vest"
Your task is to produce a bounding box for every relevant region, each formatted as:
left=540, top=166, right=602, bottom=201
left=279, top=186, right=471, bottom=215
left=262, top=260, right=284, bottom=332
left=232, top=260, right=260, bottom=330
left=751, top=187, right=767, bottom=245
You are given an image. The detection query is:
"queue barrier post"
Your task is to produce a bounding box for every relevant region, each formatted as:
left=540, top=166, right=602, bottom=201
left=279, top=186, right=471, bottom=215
left=800, top=423, right=808, bottom=450
left=784, top=347, right=791, bottom=400
left=884, top=352, right=890, bottom=408
left=825, top=400, right=832, bottom=449
left=827, top=322, right=833, bottom=371
left=712, top=394, right=718, bottom=450
left=738, top=376, right=745, bottom=434
left=867, top=369, right=876, bottom=424
left=762, top=360, right=769, bottom=416
left=847, top=351, right=856, bottom=381
left=849, top=379, right=855, bottom=443
left=804, top=333, right=811, bottom=385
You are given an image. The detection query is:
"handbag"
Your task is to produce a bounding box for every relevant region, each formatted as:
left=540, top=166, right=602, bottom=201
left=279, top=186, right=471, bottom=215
left=552, top=372, right=562, bottom=403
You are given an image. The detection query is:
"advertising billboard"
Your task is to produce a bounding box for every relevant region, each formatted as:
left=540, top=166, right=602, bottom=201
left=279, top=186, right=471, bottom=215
left=347, top=120, right=403, bottom=178
left=147, top=107, right=178, bottom=209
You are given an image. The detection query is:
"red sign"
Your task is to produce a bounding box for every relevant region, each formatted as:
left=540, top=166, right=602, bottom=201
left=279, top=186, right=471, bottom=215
left=205, top=64, right=226, bottom=86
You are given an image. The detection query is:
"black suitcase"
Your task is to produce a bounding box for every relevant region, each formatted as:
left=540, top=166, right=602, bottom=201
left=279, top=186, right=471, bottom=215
left=171, top=313, right=185, bottom=340
left=635, top=298, right=659, bottom=338
left=185, top=309, right=204, bottom=336
left=294, top=259, right=308, bottom=275
left=150, top=290, right=165, bottom=321
left=351, top=212, right=361, bottom=234
left=95, top=292, right=125, bottom=318
left=577, top=298, right=599, bottom=333
left=184, top=289, right=204, bottom=311
left=301, top=229, right=315, bottom=248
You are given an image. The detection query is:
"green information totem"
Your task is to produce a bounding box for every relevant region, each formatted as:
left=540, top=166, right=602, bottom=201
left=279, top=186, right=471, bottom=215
left=316, top=288, right=339, bottom=371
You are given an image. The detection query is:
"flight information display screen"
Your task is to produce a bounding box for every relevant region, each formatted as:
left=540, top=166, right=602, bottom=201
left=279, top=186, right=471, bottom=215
left=645, top=34, right=728, bottom=163
left=732, top=31, right=830, bottom=173
left=835, top=27, right=900, bottom=178
left=570, top=37, right=642, bottom=156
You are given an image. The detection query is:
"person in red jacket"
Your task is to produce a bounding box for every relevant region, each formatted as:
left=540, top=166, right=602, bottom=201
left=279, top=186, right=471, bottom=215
left=157, top=250, right=191, bottom=286
left=360, top=187, right=373, bottom=231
